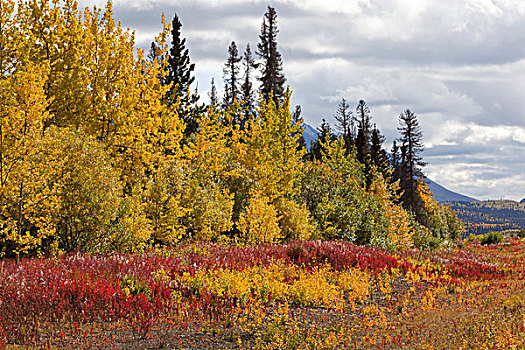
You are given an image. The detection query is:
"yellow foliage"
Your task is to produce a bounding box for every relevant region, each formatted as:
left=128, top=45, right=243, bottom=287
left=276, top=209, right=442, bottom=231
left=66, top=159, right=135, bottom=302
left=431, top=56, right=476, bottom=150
left=239, top=190, right=282, bottom=244
left=386, top=204, right=414, bottom=249
left=369, top=168, right=414, bottom=249
left=0, top=0, right=185, bottom=255
left=176, top=259, right=370, bottom=309
left=417, top=177, right=465, bottom=241
left=145, top=164, right=186, bottom=245
left=46, top=128, right=122, bottom=252
left=0, top=59, right=57, bottom=258
left=274, top=198, right=314, bottom=240
left=181, top=108, right=238, bottom=240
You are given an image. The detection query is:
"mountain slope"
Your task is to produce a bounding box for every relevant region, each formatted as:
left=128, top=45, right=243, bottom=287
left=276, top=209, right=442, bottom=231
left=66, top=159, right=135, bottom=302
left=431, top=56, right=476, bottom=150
left=302, top=124, right=318, bottom=151
left=448, top=200, right=525, bottom=236
left=424, top=178, right=478, bottom=202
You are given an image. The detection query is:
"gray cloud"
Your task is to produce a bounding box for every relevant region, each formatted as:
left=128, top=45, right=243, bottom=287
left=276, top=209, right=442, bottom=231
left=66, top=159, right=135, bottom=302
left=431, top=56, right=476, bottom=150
left=77, top=0, right=525, bottom=201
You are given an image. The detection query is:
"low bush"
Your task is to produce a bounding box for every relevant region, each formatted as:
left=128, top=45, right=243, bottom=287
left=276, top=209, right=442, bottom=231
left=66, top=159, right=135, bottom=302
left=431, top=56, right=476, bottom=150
left=480, top=231, right=504, bottom=245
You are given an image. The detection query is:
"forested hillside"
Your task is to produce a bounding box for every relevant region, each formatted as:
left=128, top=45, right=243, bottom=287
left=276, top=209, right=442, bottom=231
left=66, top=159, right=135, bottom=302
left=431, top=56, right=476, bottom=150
left=449, top=200, right=525, bottom=236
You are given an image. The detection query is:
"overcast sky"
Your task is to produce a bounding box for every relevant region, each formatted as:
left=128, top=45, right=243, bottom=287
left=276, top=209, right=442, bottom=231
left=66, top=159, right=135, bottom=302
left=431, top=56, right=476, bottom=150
left=79, top=0, right=525, bottom=201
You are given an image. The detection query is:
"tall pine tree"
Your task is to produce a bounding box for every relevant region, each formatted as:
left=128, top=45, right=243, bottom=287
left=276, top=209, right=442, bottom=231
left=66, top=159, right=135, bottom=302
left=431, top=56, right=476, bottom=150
left=334, top=97, right=353, bottom=152
left=240, top=44, right=257, bottom=120
left=166, top=13, right=200, bottom=137
left=370, top=124, right=389, bottom=177
left=208, top=78, right=218, bottom=107
left=397, top=109, right=426, bottom=215
left=222, top=41, right=241, bottom=107
left=354, top=100, right=372, bottom=164
left=257, top=6, right=286, bottom=105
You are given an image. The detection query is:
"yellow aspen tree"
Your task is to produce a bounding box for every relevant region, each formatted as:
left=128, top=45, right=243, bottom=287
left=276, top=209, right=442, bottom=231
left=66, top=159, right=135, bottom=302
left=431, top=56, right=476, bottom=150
left=417, top=178, right=464, bottom=241
left=238, top=189, right=282, bottom=244
left=241, top=90, right=313, bottom=241
left=0, top=60, right=59, bottom=259
left=80, top=5, right=186, bottom=249
left=180, top=105, right=239, bottom=240
left=14, top=1, right=186, bottom=252
left=139, top=14, right=188, bottom=245
left=0, top=1, right=61, bottom=258
left=145, top=162, right=186, bottom=245
left=369, top=169, right=413, bottom=250
left=45, top=128, right=122, bottom=253
left=18, top=0, right=85, bottom=129
left=80, top=2, right=136, bottom=142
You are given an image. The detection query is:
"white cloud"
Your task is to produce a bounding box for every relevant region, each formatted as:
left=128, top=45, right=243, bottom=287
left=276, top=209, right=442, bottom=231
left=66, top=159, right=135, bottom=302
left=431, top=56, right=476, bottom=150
left=463, top=125, right=525, bottom=144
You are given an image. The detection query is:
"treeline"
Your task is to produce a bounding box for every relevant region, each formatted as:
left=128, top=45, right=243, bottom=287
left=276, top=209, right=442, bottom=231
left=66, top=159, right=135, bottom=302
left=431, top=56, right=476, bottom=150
left=0, top=0, right=463, bottom=259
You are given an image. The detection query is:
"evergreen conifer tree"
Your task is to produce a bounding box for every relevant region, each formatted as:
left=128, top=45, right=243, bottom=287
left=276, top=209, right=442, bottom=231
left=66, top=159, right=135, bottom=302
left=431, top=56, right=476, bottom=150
left=166, top=13, right=201, bottom=137
left=309, top=119, right=336, bottom=161
left=147, top=42, right=160, bottom=63
left=354, top=100, right=372, bottom=163
left=223, top=41, right=241, bottom=107
left=391, top=141, right=400, bottom=169
left=208, top=78, right=219, bottom=107
left=292, top=105, right=307, bottom=151
left=397, top=109, right=426, bottom=215
left=257, top=6, right=286, bottom=104
left=334, top=97, right=353, bottom=152
left=390, top=140, right=401, bottom=185
left=240, top=44, right=257, bottom=120
left=370, top=124, right=389, bottom=177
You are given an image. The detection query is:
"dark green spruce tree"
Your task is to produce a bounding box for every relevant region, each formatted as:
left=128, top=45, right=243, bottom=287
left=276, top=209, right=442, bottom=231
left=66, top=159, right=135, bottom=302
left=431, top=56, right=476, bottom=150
left=292, top=105, right=307, bottom=152
left=397, top=109, right=426, bottom=216
left=208, top=78, right=219, bottom=108
left=390, top=140, right=401, bottom=186
left=370, top=124, right=389, bottom=178
left=223, top=41, right=241, bottom=108
left=354, top=100, right=372, bottom=164
left=257, top=6, right=286, bottom=105
left=166, top=13, right=201, bottom=138
left=309, top=119, right=336, bottom=161
left=240, top=44, right=257, bottom=123
left=334, top=97, right=353, bottom=153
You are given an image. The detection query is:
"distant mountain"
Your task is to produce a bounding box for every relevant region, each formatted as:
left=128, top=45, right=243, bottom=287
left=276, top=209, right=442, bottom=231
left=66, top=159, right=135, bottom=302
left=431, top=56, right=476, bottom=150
left=424, top=178, right=478, bottom=203
left=301, top=124, right=318, bottom=151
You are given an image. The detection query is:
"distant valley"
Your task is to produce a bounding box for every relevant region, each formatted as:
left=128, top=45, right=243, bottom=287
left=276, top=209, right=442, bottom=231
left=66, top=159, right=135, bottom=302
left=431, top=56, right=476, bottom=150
left=448, top=200, right=525, bottom=237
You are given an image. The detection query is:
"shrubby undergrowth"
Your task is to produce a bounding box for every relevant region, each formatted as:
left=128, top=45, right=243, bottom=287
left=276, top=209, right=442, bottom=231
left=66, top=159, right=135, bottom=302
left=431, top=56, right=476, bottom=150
left=1, top=238, right=524, bottom=348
